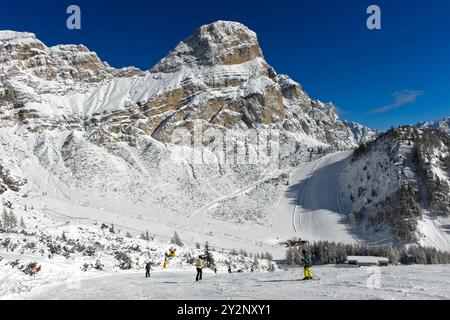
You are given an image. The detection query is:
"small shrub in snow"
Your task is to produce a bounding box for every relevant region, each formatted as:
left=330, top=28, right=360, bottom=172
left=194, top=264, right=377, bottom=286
left=140, top=230, right=151, bottom=241
left=9, top=259, right=20, bottom=268
left=100, top=223, right=108, bottom=230
left=115, top=251, right=133, bottom=270
left=83, top=246, right=96, bottom=256
left=48, top=243, right=62, bottom=256
left=94, top=259, right=104, bottom=270
left=25, top=241, right=36, bottom=250
left=22, top=262, right=41, bottom=276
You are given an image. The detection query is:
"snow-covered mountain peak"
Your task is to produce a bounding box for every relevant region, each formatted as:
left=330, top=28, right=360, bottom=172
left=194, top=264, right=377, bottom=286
left=0, top=22, right=381, bottom=149
left=343, top=120, right=381, bottom=145
left=417, top=117, right=450, bottom=135
left=0, top=30, right=38, bottom=43
left=151, top=20, right=264, bottom=73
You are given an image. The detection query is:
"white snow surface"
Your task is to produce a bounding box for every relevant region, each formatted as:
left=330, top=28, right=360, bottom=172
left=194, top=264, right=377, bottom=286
left=2, top=264, right=450, bottom=300
left=272, top=151, right=357, bottom=243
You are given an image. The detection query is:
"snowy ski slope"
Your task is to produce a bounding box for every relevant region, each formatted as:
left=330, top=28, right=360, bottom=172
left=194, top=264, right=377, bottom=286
left=272, top=151, right=358, bottom=244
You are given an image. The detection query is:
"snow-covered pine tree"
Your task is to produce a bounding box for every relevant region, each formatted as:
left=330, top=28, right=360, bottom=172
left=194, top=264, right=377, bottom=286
left=20, top=216, right=25, bottom=229
left=203, top=242, right=215, bottom=268
left=140, top=230, right=150, bottom=240
left=170, top=231, right=183, bottom=247
left=264, top=252, right=273, bottom=261
left=1, top=208, right=9, bottom=232
left=286, top=248, right=295, bottom=265
left=4, top=209, right=17, bottom=232
left=252, top=255, right=259, bottom=269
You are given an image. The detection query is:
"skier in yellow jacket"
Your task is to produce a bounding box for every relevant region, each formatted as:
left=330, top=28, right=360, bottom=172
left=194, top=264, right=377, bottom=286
left=195, top=256, right=203, bottom=281
left=302, top=250, right=313, bottom=280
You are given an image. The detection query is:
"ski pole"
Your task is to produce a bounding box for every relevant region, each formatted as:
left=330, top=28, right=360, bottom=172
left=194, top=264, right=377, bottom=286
left=311, top=271, right=320, bottom=280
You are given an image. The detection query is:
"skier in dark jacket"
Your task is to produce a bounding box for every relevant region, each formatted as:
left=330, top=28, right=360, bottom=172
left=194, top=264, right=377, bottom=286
left=145, top=262, right=152, bottom=278
left=302, top=250, right=313, bottom=280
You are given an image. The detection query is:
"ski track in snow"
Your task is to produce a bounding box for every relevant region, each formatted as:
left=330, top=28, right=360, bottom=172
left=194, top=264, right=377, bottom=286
left=272, top=151, right=357, bottom=244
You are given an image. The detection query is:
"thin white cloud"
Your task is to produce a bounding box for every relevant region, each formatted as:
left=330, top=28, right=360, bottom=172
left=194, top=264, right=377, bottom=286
left=372, top=90, right=424, bottom=114
left=335, top=105, right=351, bottom=116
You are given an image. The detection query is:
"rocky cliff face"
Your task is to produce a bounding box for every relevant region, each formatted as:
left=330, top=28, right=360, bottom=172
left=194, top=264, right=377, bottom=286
left=0, top=21, right=370, bottom=149
left=0, top=31, right=140, bottom=102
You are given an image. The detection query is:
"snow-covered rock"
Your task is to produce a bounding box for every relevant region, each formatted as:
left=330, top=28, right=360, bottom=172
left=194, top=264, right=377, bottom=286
left=416, top=117, right=450, bottom=136
left=344, top=121, right=380, bottom=145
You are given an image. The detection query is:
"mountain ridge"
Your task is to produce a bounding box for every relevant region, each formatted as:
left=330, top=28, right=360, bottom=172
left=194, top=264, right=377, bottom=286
left=0, top=22, right=375, bottom=148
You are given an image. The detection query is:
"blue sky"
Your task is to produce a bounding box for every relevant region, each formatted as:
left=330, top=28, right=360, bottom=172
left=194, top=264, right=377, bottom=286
left=1, top=0, right=449, bottom=130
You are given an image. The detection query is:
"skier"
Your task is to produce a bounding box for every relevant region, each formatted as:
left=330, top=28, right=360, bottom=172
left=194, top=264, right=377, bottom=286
left=195, top=256, right=203, bottom=281
left=250, top=267, right=254, bottom=273
left=213, top=266, right=218, bottom=274
left=145, top=262, right=152, bottom=278
left=228, top=266, right=232, bottom=273
left=168, top=247, right=177, bottom=258
left=302, top=249, right=313, bottom=280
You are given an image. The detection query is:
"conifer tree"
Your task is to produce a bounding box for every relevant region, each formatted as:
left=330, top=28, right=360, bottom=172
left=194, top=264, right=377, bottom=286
left=203, top=242, right=215, bottom=268
left=170, top=231, right=184, bottom=247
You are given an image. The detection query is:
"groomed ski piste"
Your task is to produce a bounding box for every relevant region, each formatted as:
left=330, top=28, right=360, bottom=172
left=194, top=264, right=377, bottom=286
left=2, top=151, right=450, bottom=300
left=2, top=265, right=450, bottom=300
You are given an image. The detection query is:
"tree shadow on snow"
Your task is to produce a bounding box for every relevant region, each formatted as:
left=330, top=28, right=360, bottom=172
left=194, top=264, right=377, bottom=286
left=284, top=156, right=348, bottom=210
